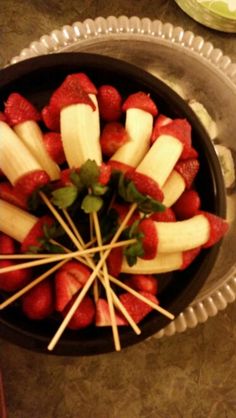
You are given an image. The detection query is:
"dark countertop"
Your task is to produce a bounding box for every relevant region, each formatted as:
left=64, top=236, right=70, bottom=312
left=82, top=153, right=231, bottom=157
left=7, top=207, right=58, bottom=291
left=0, top=1, right=236, bottom=418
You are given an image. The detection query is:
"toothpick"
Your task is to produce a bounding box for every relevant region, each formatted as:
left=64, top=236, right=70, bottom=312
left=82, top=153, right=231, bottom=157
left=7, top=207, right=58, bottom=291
left=0, top=239, right=137, bottom=273
left=62, top=209, right=85, bottom=247
left=0, top=259, right=68, bottom=310
left=92, top=211, right=121, bottom=351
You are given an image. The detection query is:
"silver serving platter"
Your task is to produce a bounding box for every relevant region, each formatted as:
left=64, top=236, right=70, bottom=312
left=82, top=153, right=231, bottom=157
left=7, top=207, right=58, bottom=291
left=8, top=16, right=236, bottom=338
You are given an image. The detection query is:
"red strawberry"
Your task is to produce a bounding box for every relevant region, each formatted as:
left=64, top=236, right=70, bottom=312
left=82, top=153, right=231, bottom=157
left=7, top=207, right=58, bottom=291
left=50, top=78, right=95, bottom=114
left=22, top=281, right=53, bottom=320
left=59, top=168, right=75, bottom=186
left=0, top=260, right=32, bottom=292
left=138, top=218, right=158, bottom=260
left=175, top=158, right=200, bottom=189
left=181, top=247, right=201, bottom=270
left=62, top=295, right=95, bottom=330
left=100, top=122, right=128, bottom=157
left=158, top=119, right=192, bottom=155
left=150, top=207, right=176, bottom=222
left=41, top=105, right=60, bottom=132
left=98, top=163, right=112, bottom=185
left=95, top=298, right=127, bottom=326
left=107, top=247, right=123, bottom=277
left=119, top=291, right=158, bottom=324
left=124, top=274, right=158, bottom=295
left=111, top=202, right=140, bottom=226
left=0, top=111, right=7, bottom=122
left=43, top=132, right=65, bottom=165
left=0, top=233, right=16, bottom=254
left=122, top=92, right=158, bottom=117
left=126, top=170, right=164, bottom=202
left=64, top=73, right=97, bottom=95
left=180, top=146, right=199, bottom=160
left=97, top=85, right=122, bottom=121
left=55, top=261, right=91, bottom=312
left=21, top=215, right=54, bottom=253
left=151, top=114, right=172, bottom=143
left=173, top=189, right=201, bottom=220
left=0, top=182, right=28, bottom=209
left=14, top=170, right=50, bottom=196
left=108, top=160, right=134, bottom=174
left=4, top=93, right=41, bottom=126
left=200, top=211, right=229, bottom=248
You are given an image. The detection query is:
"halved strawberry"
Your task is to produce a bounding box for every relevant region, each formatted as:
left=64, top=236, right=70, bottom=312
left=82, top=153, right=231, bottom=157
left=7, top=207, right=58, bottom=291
left=107, top=246, right=123, bottom=277
left=14, top=170, right=50, bottom=196
left=43, top=132, right=66, bottom=165
left=201, top=211, right=229, bottom=248
left=0, top=233, right=16, bottom=254
left=100, top=122, right=128, bottom=157
left=173, top=189, right=201, bottom=220
left=125, top=170, right=164, bottom=202
left=124, top=274, right=158, bottom=295
left=50, top=77, right=96, bottom=114
left=62, top=295, right=95, bottom=330
left=41, top=105, right=60, bottom=132
left=97, top=85, right=122, bottom=121
left=4, top=93, right=41, bottom=126
left=175, top=158, right=200, bottom=189
left=122, top=92, right=158, bottom=117
left=150, top=207, right=176, bottom=222
left=119, top=291, right=158, bottom=324
left=64, top=73, right=97, bottom=95
left=158, top=119, right=192, bottom=156
left=55, top=261, right=91, bottom=312
left=0, top=182, right=28, bottom=209
left=151, top=114, right=172, bottom=143
left=21, top=215, right=54, bottom=253
left=0, top=260, right=32, bottom=292
left=95, top=298, right=127, bottom=326
left=22, top=280, right=53, bottom=320
left=98, top=163, right=112, bottom=185
left=138, top=218, right=158, bottom=260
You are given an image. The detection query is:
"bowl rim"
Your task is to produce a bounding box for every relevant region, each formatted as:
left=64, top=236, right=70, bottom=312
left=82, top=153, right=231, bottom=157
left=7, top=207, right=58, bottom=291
left=0, top=52, right=227, bottom=355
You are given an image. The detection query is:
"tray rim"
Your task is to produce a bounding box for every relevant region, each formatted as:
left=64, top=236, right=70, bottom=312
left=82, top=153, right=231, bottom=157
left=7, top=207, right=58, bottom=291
left=7, top=15, right=236, bottom=339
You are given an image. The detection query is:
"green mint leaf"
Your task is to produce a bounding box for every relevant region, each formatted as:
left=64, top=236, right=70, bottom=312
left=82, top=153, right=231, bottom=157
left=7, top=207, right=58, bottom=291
left=69, top=171, right=84, bottom=192
left=79, top=160, right=100, bottom=187
left=43, top=223, right=64, bottom=240
left=92, top=183, right=108, bottom=196
left=51, top=186, right=78, bottom=209
left=139, top=198, right=166, bottom=214
left=81, top=194, right=103, bottom=213
left=43, top=242, right=65, bottom=253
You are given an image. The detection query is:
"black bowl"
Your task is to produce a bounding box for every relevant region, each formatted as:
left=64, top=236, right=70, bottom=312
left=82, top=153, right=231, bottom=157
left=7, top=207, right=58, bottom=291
left=0, top=52, right=226, bottom=355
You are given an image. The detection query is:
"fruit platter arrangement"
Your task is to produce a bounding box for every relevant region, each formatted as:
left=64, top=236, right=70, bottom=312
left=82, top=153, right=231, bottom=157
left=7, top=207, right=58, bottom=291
left=0, top=53, right=228, bottom=355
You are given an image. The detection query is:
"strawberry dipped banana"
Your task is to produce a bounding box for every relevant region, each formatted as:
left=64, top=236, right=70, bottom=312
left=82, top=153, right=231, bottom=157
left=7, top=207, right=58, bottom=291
left=109, top=92, right=158, bottom=172
left=0, top=121, right=50, bottom=196
left=55, top=73, right=102, bottom=168
left=5, top=93, right=60, bottom=181
left=0, top=199, right=54, bottom=253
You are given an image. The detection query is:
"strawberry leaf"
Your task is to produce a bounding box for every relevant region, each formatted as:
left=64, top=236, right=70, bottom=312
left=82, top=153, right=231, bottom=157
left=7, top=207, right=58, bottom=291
left=79, top=160, right=100, bottom=187
left=81, top=194, right=103, bottom=213
left=51, top=186, right=78, bottom=209
left=69, top=171, right=84, bottom=192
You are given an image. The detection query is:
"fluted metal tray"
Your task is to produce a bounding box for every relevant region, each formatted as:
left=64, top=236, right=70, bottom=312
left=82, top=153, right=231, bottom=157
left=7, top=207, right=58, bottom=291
left=9, top=16, right=236, bottom=338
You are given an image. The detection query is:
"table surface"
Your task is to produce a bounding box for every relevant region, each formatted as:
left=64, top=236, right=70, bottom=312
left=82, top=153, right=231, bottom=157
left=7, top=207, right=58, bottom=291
left=0, top=1, right=236, bottom=418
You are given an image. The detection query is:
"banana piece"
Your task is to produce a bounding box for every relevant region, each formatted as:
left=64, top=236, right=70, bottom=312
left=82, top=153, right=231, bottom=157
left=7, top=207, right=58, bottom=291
left=0, top=121, right=44, bottom=186
left=121, top=252, right=182, bottom=274
left=162, top=170, right=186, bottom=207
left=110, top=108, right=153, bottom=167
left=14, top=121, right=60, bottom=180
left=137, top=134, right=183, bottom=187
left=60, top=94, right=102, bottom=168
left=154, top=215, right=210, bottom=253
left=0, top=199, right=37, bottom=243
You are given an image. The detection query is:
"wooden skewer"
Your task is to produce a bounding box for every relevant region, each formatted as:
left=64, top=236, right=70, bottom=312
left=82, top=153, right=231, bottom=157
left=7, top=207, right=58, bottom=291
left=0, top=253, right=60, bottom=260
left=49, top=240, right=141, bottom=335
left=0, top=259, right=68, bottom=310
left=62, top=209, right=85, bottom=247
left=0, top=239, right=137, bottom=273
left=92, top=211, right=121, bottom=351
left=47, top=203, right=139, bottom=351
left=109, top=275, right=175, bottom=320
